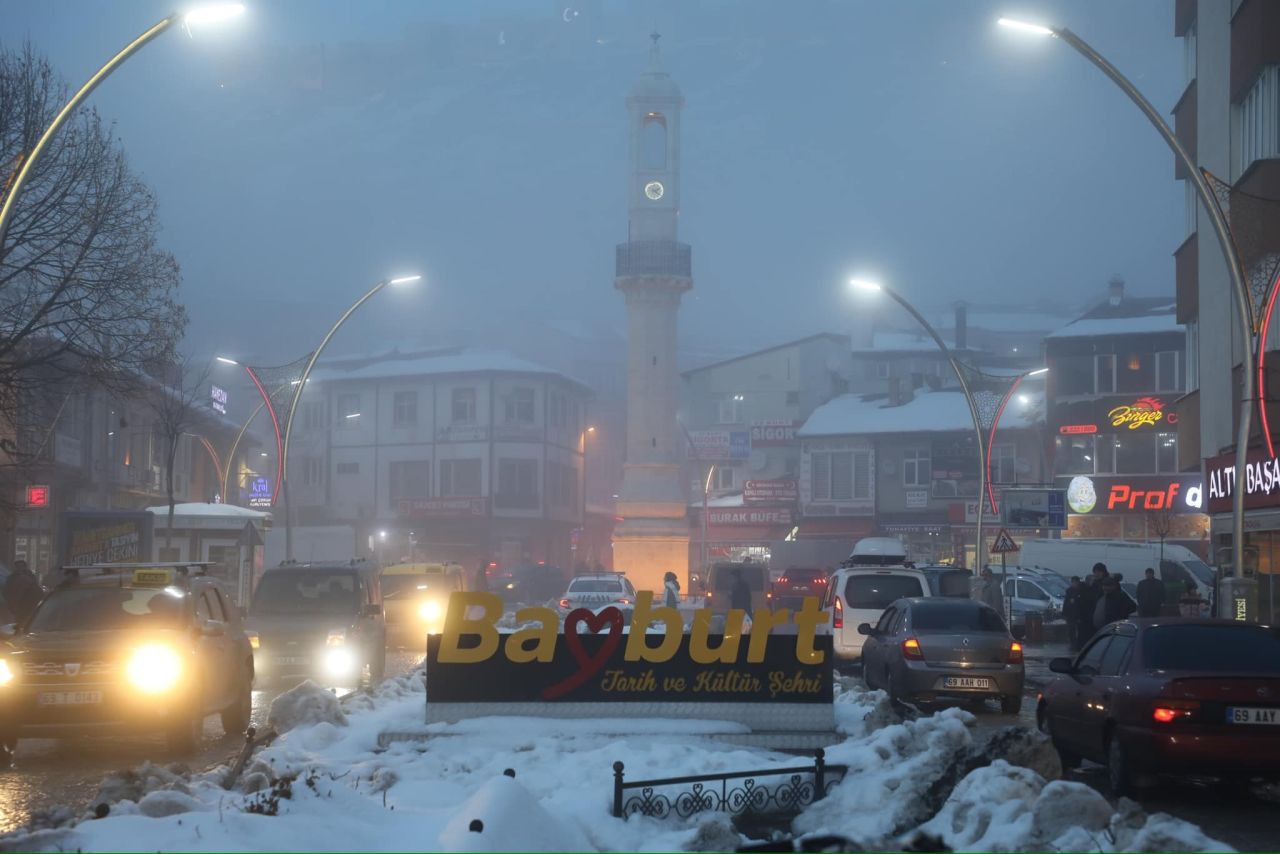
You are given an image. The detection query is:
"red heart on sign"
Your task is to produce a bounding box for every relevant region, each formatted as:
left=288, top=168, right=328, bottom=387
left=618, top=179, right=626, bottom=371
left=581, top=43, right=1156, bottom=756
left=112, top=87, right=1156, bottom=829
left=541, top=606, right=625, bottom=700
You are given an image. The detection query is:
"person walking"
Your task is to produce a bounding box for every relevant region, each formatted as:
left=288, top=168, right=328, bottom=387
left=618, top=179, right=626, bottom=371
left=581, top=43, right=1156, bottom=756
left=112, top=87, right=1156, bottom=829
left=1062, top=577, right=1087, bottom=651
left=975, top=567, right=1005, bottom=620
left=2, top=560, right=41, bottom=626
left=728, top=568, right=753, bottom=612
left=663, top=571, right=681, bottom=608
left=1135, top=567, right=1165, bottom=618
left=1098, top=575, right=1136, bottom=627
left=473, top=560, right=489, bottom=594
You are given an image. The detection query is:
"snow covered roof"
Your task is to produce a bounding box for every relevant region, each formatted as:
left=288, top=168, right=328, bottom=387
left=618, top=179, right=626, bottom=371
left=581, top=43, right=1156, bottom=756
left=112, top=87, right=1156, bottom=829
left=308, top=348, right=588, bottom=389
left=1046, top=313, right=1182, bottom=339
left=146, top=503, right=270, bottom=519
left=850, top=331, right=972, bottom=355
left=799, top=389, right=1042, bottom=437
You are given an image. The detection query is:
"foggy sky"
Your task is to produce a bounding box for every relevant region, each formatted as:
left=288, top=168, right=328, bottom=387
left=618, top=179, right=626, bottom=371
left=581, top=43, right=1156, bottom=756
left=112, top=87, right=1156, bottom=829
left=4, top=0, right=1183, bottom=368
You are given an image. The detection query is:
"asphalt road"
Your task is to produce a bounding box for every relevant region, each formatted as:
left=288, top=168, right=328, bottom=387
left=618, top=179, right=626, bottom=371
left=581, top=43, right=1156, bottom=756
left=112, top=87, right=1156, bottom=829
left=0, top=648, right=424, bottom=835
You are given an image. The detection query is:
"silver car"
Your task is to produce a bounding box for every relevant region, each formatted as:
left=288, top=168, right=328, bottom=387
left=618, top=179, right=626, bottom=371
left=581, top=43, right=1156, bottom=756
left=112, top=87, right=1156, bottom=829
left=859, top=597, right=1025, bottom=714
left=557, top=573, right=637, bottom=617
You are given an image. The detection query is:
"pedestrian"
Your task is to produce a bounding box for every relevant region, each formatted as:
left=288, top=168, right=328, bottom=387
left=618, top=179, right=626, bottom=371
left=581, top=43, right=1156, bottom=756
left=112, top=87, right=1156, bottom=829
left=728, top=568, right=753, bottom=612
left=1178, top=579, right=1207, bottom=618
left=474, top=560, right=489, bottom=594
left=663, top=571, right=681, bottom=608
left=1097, top=575, right=1135, bottom=627
left=1135, top=567, right=1165, bottom=618
left=975, top=567, right=1005, bottom=619
left=3, top=559, right=41, bottom=626
left=1062, top=576, right=1088, bottom=650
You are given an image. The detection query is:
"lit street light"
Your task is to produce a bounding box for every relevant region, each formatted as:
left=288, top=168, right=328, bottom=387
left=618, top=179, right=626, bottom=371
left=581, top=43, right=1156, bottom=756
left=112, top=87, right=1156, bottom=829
left=0, top=4, right=246, bottom=257
left=997, top=16, right=1253, bottom=584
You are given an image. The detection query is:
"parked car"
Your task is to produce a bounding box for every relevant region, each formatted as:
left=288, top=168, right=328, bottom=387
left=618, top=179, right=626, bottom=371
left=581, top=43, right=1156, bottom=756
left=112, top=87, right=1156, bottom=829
left=920, top=566, right=973, bottom=598
left=557, top=572, right=636, bottom=619
left=1036, top=619, right=1280, bottom=795
left=860, top=598, right=1024, bottom=713
left=703, top=562, right=771, bottom=614
left=1000, top=571, right=1067, bottom=627
left=245, top=560, right=386, bottom=689
left=770, top=567, right=830, bottom=607
left=0, top=563, right=254, bottom=757
left=824, top=565, right=931, bottom=665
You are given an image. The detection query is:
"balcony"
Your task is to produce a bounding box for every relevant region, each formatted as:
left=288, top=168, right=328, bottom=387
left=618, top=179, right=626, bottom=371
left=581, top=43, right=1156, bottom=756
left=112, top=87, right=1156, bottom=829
left=1172, top=79, right=1197, bottom=180
left=1175, top=0, right=1194, bottom=37
left=615, top=240, right=691, bottom=278
left=1175, top=231, right=1198, bottom=324
left=1231, top=0, right=1280, bottom=102
left=1174, top=390, right=1200, bottom=472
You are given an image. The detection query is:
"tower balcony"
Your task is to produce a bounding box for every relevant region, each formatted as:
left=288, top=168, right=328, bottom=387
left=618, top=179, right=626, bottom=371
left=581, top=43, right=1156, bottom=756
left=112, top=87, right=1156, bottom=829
left=615, top=240, right=692, bottom=278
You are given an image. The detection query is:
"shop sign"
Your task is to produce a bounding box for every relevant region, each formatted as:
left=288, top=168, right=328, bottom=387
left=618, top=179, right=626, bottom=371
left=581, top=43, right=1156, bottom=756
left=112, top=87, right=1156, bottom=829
left=743, top=479, right=798, bottom=504
left=687, top=430, right=751, bottom=461
left=59, top=511, right=153, bottom=567
left=1205, top=448, right=1280, bottom=514
left=435, top=424, right=489, bottom=442
left=749, top=420, right=800, bottom=446
left=210, top=384, right=228, bottom=415
left=961, top=498, right=996, bottom=523
left=905, top=489, right=929, bottom=509
left=1058, top=424, right=1098, bottom=435
left=427, top=593, right=831, bottom=704
left=397, top=497, right=488, bottom=518
left=1061, top=475, right=1203, bottom=515
left=707, top=507, right=794, bottom=526
left=247, top=477, right=272, bottom=509
left=25, top=485, right=49, bottom=508
left=1106, top=396, right=1175, bottom=430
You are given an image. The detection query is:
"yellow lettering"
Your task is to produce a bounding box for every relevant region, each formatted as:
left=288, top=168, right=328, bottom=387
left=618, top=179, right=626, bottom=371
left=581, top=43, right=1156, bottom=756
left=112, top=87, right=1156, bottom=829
left=689, top=609, right=742, bottom=663
left=624, top=591, right=683, bottom=662
left=793, top=596, right=829, bottom=665
left=438, top=592, right=501, bottom=663
left=746, top=607, right=792, bottom=663
left=505, top=607, right=559, bottom=663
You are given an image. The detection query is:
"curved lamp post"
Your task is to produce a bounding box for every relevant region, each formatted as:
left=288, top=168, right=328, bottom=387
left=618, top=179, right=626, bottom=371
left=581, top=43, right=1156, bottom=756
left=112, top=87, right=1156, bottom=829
left=280, top=274, right=421, bottom=561
left=0, top=4, right=246, bottom=257
left=984, top=367, right=1048, bottom=517
left=221, top=399, right=268, bottom=502
left=216, top=357, right=287, bottom=506
left=851, top=278, right=990, bottom=570
left=997, top=17, right=1254, bottom=582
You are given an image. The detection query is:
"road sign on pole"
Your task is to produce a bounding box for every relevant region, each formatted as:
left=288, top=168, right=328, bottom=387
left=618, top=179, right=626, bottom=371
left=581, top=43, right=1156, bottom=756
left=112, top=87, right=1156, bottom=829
left=990, top=528, right=1020, bottom=554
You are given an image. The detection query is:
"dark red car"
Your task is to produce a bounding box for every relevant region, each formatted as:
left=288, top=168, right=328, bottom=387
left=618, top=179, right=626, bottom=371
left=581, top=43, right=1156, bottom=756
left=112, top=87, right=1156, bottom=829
left=770, top=568, right=830, bottom=607
left=1036, top=619, right=1280, bottom=795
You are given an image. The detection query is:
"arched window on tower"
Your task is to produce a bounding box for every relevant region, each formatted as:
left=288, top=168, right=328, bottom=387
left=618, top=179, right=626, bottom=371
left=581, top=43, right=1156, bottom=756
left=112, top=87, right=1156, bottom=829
left=642, top=112, right=667, bottom=170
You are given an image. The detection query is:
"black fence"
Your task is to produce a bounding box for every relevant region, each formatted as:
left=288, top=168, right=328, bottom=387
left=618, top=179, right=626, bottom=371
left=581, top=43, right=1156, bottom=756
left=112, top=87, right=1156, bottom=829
left=612, top=749, right=847, bottom=820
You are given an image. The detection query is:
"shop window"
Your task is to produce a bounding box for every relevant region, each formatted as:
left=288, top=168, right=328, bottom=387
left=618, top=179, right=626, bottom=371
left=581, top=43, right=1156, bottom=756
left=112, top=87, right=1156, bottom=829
left=1114, top=432, right=1156, bottom=474
left=451, top=387, right=477, bottom=423
left=439, top=459, right=481, bottom=496
left=1056, top=436, right=1093, bottom=476
left=1157, top=432, right=1178, bottom=473
left=1095, top=354, right=1116, bottom=394
left=1094, top=435, right=1116, bottom=474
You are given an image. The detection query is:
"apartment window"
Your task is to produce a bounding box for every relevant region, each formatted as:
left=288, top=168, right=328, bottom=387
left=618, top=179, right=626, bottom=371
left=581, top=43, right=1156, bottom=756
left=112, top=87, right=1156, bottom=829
left=392, top=391, right=418, bottom=427
left=439, top=458, right=481, bottom=496
left=715, top=467, right=736, bottom=491
left=546, top=461, right=577, bottom=508
left=1157, top=432, right=1178, bottom=474
left=302, top=401, right=326, bottom=430
left=1155, top=351, right=1180, bottom=392
left=1117, top=352, right=1154, bottom=393
left=990, top=442, right=1016, bottom=484
left=902, top=447, right=931, bottom=487
left=504, top=387, right=535, bottom=423
left=875, top=362, right=891, bottom=380
left=337, top=393, right=361, bottom=427
left=549, top=392, right=570, bottom=429
left=301, top=457, right=323, bottom=488
left=810, top=450, right=870, bottom=501
left=1055, top=356, right=1093, bottom=397
left=1095, top=354, right=1116, bottom=394
left=718, top=395, right=743, bottom=424
left=451, top=387, right=476, bottom=423
left=1233, top=65, right=1279, bottom=179
left=496, top=458, right=539, bottom=508
left=389, top=460, right=431, bottom=500
left=335, top=461, right=359, bottom=475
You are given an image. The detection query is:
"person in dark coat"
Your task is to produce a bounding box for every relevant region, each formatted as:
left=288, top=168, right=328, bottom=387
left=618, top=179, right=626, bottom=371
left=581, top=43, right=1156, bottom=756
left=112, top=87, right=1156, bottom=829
left=728, top=569, right=753, bottom=612
left=3, top=560, right=41, bottom=626
left=663, top=572, right=681, bottom=608
left=1062, top=577, right=1088, bottom=650
left=474, top=560, right=489, bottom=593
left=1135, top=567, right=1165, bottom=618
left=1099, top=576, right=1136, bottom=625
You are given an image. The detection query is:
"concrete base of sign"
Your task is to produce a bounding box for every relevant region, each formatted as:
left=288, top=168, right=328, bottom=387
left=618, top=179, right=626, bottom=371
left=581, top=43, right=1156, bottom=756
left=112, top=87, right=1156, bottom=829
left=377, top=728, right=842, bottom=752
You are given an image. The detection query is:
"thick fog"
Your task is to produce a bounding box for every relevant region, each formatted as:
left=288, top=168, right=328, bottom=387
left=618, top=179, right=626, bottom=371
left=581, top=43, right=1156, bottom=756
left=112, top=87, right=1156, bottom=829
left=5, top=0, right=1182, bottom=367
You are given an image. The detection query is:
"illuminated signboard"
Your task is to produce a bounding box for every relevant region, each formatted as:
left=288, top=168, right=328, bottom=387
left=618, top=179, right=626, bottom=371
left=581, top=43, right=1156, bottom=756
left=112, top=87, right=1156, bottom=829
left=1106, top=396, right=1176, bottom=430
left=1060, top=475, right=1203, bottom=515
left=1204, top=448, right=1280, bottom=514
left=248, top=477, right=272, bottom=508
left=211, top=384, right=228, bottom=415
left=1058, top=424, right=1098, bottom=435
left=25, top=485, right=50, bottom=508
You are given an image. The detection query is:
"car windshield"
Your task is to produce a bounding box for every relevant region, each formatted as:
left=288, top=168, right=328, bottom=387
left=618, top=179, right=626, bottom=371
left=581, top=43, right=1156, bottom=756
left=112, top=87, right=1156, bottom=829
left=1142, top=625, right=1280, bottom=673
left=1184, top=560, right=1215, bottom=586
left=381, top=574, right=455, bottom=599
left=1033, top=576, right=1068, bottom=597
left=569, top=579, right=622, bottom=593
left=28, top=586, right=186, bottom=632
left=252, top=570, right=360, bottom=615
left=844, top=574, right=923, bottom=610
left=912, top=602, right=1007, bottom=633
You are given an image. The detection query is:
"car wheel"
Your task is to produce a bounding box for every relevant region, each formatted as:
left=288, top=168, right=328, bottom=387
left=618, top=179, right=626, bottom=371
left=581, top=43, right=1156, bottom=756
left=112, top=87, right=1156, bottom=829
left=1037, top=706, right=1079, bottom=769
left=220, top=674, right=252, bottom=736
left=1001, top=694, right=1023, bottom=715
left=1106, top=732, right=1137, bottom=797
left=167, top=704, right=203, bottom=755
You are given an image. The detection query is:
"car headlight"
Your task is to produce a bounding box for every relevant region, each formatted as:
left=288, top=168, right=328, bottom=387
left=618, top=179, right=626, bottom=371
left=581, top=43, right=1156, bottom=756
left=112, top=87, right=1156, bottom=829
left=418, top=600, right=442, bottom=622
left=125, top=645, right=183, bottom=694
left=326, top=628, right=346, bottom=647
left=323, top=646, right=355, bottom=677
left=246, top=631, right=260, bottom=650
left=0, top=659, right=12, bottom=687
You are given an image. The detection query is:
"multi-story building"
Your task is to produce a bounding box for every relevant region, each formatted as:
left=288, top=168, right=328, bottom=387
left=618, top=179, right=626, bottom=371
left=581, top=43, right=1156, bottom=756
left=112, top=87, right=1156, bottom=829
left=1174, top=0, right=1280, bottom=617
left=289, top=346, right=592, bottom=571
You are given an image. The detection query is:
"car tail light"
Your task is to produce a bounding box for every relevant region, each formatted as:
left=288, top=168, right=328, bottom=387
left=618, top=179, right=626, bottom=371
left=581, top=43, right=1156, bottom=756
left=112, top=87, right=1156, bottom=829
left=558, top=598, right=570, bottom=609
left=902, top=638, right=924, bottom=660
left=1008, top=641, right=1023, bottom=664
left=1152, top=700, right=1199, bottom=723
left=615, top=597, right=632, bottom=606
left=833, top=597, right=843, bottom=629
left=815, top=577, right=827, bottom=584
left=778, top=576, right=789, bottom=585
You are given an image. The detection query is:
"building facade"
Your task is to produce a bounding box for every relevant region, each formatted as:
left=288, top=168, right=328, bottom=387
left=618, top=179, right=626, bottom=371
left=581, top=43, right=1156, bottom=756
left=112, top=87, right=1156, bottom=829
left=290, top=347, right=592, bottom=572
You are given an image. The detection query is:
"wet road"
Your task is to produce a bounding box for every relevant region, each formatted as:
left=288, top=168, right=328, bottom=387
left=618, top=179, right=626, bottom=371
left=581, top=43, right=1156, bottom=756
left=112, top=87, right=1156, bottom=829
left=0, top=648, right=423, bottom=834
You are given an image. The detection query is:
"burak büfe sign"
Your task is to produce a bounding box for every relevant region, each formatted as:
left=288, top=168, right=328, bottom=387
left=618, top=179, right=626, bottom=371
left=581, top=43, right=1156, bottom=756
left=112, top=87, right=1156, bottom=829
left=426, top=592, right=832, bottom=705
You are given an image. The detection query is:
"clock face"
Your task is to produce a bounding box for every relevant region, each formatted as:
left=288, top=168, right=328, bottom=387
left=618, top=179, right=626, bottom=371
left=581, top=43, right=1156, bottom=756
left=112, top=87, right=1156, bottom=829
left=644, top=180, right=665, bottom=201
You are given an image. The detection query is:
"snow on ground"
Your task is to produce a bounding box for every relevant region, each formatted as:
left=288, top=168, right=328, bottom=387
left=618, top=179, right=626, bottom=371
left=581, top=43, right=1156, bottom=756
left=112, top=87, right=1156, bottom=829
left=0, top=671, right=1233, bottom=853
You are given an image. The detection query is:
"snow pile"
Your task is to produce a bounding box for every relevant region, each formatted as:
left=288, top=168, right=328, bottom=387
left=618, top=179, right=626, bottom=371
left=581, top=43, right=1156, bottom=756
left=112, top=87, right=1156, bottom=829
left=266, top=680, right=348, bottom=733
left=0, top=672, right=1234, bottom=853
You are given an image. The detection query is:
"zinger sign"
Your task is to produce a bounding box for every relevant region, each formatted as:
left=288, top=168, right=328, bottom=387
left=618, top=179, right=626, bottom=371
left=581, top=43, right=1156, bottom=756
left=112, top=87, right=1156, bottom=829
left=1107, top=396, right=1175, bottom=430
left=426, top=592, right=832, bottom=708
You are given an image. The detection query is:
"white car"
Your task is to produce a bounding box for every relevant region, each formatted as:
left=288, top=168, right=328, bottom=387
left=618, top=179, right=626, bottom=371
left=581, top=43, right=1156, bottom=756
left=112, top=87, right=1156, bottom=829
left=823, top=565, right=931, bottom=664
left=557, top=573, right=636, bottom=616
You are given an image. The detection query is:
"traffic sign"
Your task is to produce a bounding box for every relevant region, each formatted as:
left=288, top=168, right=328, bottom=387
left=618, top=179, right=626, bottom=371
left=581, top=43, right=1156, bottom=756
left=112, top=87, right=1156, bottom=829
left=990, top=528, right=1020, bottom=554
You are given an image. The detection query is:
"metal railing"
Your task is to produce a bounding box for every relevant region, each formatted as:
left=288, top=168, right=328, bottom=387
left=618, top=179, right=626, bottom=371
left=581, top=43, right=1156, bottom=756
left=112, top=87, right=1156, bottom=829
left=615, top=240, right=692, bottom=278
left=612, top=749, right=846, bottom=820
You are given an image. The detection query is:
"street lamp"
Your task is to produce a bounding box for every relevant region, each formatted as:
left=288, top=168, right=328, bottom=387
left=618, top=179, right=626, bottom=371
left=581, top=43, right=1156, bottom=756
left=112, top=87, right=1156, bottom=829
left=997, top=17, right=1254, bottom=582
left=984, top=367, right=1048, bottom=519
left=280, top=273, right=421, bottom=561
left=851, top=277, right=990, bottom=570
left=0, top=4, right=246, bottom=257
left=216, top=356, right=287, bottom=506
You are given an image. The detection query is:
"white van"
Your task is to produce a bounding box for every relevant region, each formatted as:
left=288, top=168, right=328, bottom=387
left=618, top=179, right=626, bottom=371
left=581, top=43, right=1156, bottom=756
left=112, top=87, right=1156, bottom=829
left=823, top=538, right=931, bottom=664
left=1018, top=539, right=1214, bottom=599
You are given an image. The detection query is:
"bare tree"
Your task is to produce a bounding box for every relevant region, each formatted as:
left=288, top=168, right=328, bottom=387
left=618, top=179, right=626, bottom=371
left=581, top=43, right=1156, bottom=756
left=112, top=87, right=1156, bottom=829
left=146, top=356, right=212, bottom=550
left=0, top=43, right=187, bottom=436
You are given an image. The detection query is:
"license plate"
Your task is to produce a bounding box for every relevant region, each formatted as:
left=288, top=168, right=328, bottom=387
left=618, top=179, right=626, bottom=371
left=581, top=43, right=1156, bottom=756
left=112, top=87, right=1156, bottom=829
left=38, top=691, right=102, bottom=706
left=275, top=656, right=308, bottom=666
left=942, top=677, right=992, bottom=690
left=1226, top=706, right=1280, bottom=725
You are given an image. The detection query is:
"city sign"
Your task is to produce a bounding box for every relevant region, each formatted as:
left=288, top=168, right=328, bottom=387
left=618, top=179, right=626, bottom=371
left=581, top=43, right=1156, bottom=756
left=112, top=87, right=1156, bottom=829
left=687, top=429, right=751, bottom=461
left=990, top=528, right=1020, bottom=554
left=1106, top=396, right=1175, bottom=430
left=743, top=479, right=798, bottom=504
left=210, top=384, right=228, bottom=415
left=1061, top=475, right=1204, bottom=515
left=25, top=485, right=49, bottom=508
left=999, top=488, right=1066, bottom=529
left=247, top=477, right=272, bottom=509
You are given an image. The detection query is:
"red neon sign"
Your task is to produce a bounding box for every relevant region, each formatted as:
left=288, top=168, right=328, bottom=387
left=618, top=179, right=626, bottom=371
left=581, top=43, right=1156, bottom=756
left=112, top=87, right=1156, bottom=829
left=1058, top=424, right=1098, bottom=435
left=25, top=485, right=49, bottom=508
left=1107, top=396, right=1168, bottom=430
left=1105, top=481, right=1200, bottom=512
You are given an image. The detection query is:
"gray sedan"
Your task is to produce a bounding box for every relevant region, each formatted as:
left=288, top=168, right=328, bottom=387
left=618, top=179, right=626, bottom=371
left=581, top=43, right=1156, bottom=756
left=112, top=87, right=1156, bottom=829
left=859, top=597, right=1025, bottom=714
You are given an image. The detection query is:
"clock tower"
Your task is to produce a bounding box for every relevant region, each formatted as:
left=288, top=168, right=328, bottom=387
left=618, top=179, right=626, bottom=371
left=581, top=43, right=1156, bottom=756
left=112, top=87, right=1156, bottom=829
left=612, top=34, right=691, bottom=593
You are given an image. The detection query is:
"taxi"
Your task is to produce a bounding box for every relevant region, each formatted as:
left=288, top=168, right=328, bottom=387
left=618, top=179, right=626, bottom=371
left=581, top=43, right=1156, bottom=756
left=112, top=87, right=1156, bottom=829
left=0, top=563, right=255, bottom=758
left=381, top=562, right=464, bottom=646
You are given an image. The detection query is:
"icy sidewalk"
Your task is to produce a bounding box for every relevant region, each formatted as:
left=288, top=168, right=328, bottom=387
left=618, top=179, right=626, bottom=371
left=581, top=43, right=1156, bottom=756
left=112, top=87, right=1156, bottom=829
left=0, top=671, right=1233, bottom=853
